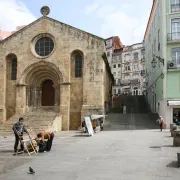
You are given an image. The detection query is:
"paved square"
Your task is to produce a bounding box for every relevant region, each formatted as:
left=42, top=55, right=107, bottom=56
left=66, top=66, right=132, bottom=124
left=0, top=128, right=179, bottom=180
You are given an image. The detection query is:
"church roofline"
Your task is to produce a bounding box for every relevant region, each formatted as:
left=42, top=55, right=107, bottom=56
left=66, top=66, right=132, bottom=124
left=0, top=16, right=105, bottom=44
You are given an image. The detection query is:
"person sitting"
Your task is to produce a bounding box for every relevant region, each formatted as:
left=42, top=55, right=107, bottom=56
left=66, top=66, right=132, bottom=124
left=36, top=132, right=54, bottom=152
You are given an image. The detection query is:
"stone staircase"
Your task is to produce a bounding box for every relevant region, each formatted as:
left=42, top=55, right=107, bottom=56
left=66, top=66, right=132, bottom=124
left=0, top=110, right=57, bottom=136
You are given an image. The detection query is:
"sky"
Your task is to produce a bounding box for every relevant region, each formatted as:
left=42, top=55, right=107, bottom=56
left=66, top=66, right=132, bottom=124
left=0, top=0, right=153, bottom=45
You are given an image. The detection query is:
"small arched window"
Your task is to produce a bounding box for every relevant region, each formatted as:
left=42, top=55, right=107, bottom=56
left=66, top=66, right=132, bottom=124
left=11, top=58, right=17, bottom=80
left=75, top=55, right=83, bottom=77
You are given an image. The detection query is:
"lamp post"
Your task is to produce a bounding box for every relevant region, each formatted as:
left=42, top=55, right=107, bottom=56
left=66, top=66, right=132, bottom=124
left=151, top=55, right=164, bottom=68
left=151, top=58, right=157, bottom=68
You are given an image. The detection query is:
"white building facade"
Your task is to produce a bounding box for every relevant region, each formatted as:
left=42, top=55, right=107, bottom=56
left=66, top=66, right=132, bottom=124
left=112, top=43, right=146, bottom=96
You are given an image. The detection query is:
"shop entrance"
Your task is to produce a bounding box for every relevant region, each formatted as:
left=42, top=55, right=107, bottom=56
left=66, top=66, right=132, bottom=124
left=173, top=108, right=180, bottom=125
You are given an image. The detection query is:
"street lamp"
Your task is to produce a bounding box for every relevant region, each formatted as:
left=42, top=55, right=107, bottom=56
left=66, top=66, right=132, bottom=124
left=151, top=58, right=157, bottom=68
left=151, top=55, right=164, bottom=68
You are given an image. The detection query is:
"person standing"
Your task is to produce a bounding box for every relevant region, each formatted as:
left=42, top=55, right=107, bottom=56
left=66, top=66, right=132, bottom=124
left=156, top=116, right=164, bottom=132
left=12, top=117, right=29, bottom=154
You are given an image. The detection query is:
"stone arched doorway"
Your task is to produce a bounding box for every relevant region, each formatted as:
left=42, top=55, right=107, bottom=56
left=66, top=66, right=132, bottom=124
left=19, top=61, right=63, bottom=111
left=41, top=79, right=55, bottom=106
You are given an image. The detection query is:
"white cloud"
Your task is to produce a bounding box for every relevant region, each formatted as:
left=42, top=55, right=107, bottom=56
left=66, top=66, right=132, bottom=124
left=0, top=0, right=36, bottom=31
left=85, top=0, right=152, bottom=45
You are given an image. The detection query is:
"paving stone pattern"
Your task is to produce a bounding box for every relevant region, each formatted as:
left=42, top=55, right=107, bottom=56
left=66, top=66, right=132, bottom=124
left=0, top=114, right=179, bottom=180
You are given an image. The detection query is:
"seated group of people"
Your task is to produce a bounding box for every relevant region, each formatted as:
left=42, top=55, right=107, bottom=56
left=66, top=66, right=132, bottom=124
left=12, top=117, right=54, bottom=154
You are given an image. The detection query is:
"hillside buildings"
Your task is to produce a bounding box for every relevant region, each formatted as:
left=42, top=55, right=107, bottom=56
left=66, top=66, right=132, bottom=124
left=109, top=41, right=146, bottom=96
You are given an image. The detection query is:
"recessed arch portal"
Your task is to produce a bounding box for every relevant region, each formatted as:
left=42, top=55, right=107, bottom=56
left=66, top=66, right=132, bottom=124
left=19, top=61, right=63, bottom=108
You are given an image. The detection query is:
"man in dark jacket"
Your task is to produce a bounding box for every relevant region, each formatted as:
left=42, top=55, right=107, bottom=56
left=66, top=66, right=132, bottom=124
left=12, top=117, right=28, bottom=154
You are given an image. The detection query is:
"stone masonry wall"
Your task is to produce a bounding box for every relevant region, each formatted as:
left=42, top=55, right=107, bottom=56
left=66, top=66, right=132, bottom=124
left=0, top=16, right=110, bottom=130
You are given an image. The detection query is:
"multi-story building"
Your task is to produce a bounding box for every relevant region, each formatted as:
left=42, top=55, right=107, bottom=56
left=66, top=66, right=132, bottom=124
left=144, top=0, right=180, bottom=127
left=121, top=43, right=146, bottom=96
left=105, top=36, right=123, bottom=68
left=111, top=49, right=123, bottom=95
left=111, top=42, right=146, bottom=96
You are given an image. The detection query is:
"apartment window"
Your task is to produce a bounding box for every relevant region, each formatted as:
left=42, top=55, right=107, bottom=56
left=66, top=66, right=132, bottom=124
left=125, top=54, right=130, bottom=61
left=75, top=55, right=83, bottom=77
left=134, top=53, right=138, bottom=60
left=171, top=0, right=180, bottom=13
left=118, top=89, right=121, bottom=94
left=152, top=44, right=154, bottom=56
left=118, top=79, right=121, bottom=85
left=134, top=64, right=139, bottom=70
left=172, top=47, right=180, bottom=64
left=11, top=58, right=17, bottom=80
left=171, top=18, right=180, bottom=40
left=113, top=64, right=116, bottom=68
left=128, top=66, right=130, bottom=71
left=118, top=64, right=121, bottom=68
left=158, top=29, right=160, bottom=51
left=154, top=39, right=156, bottom=54
left=113, top=72, right=116, bottom=76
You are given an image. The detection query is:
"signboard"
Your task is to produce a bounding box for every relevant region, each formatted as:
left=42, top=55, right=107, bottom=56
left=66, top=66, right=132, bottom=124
left=84, top=116, right=94, bottom=136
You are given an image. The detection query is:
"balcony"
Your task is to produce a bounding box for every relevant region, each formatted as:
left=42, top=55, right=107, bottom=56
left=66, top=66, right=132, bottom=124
left=171, top=4, right=180, bottom=13
left=130, top=79, right=140, bottom=85
left=120, top=80, right=131, bottom=86
left=167, top=32, right=180, bottom=42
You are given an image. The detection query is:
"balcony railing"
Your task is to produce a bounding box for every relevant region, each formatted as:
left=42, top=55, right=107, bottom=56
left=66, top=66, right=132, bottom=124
left=120, top=80, right=131, bottom=86
left=171, top=4, right=180, bottom=13
left=167, top=32, right=180, bottom=41
left=130, top=79, right=140, bottom=85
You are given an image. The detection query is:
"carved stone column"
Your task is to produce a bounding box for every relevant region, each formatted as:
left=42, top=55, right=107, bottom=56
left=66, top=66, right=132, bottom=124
left=36, top=86, right=41, bottom=108
left=26, top=86, right=30, bottom=106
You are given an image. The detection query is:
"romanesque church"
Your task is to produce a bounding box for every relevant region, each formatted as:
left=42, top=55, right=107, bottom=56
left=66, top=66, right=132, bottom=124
left=0, top=7, right=113, bottom=131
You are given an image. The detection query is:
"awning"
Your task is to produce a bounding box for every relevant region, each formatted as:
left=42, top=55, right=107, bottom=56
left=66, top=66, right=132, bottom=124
left=168, top=101, right=180, bottom=106
left=90, top=115, right=106, bottom=120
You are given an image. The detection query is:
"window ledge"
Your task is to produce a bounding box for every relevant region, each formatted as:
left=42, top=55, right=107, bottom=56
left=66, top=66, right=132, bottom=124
left=167, top=11, right=180, bottom=15
left=167, top=68, right=180, bottom=72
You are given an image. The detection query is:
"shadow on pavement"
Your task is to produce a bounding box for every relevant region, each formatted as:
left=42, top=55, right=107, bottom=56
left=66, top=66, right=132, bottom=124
left=166, top=161, right=178, bottom=168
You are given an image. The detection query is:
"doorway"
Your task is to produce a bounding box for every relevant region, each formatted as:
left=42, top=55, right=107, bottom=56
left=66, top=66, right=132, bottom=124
left=41, top=80, right=55, bottom=106
left=133, top=87, right=138, bottom=96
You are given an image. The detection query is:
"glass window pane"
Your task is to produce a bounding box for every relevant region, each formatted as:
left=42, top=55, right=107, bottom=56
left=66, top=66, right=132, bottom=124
left=35, top=37, right=54, bottom=56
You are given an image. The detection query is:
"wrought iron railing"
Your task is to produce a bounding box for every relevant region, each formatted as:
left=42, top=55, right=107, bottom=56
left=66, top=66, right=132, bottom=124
left=167, top=32, right=180, bottom=41
left=171, top=4, right=180, bottom=13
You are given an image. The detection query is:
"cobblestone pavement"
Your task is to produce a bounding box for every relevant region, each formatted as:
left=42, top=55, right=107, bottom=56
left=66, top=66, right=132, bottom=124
left=0, top=114, right=179, bottom=180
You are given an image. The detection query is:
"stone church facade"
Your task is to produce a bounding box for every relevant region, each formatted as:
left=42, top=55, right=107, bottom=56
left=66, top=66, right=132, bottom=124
left=0, top=15, right=113, bottom=130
